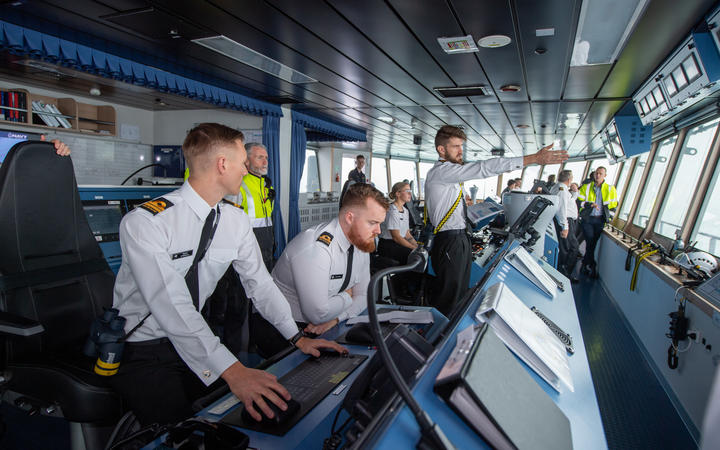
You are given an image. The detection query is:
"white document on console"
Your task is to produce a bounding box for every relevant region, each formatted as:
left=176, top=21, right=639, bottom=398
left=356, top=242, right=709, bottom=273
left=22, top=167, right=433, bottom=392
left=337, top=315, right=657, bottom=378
left=475, top=282, right=573, bottom=393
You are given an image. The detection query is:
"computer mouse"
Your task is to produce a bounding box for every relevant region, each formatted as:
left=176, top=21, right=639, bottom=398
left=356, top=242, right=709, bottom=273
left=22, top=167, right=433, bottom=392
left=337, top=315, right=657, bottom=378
left=241, top=397, right=300, bottom=427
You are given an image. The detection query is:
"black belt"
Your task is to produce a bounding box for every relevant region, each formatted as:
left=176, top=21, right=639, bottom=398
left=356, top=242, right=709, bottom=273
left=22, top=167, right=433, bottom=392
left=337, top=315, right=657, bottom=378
left=436, top=229, right=466, bottom=236
left=125, top=337, right=171, bottom=347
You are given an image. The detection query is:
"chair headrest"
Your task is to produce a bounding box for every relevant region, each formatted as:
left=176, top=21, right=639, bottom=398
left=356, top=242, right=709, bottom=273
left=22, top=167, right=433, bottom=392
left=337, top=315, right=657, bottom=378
left=0, top=141, right=103, bottom=273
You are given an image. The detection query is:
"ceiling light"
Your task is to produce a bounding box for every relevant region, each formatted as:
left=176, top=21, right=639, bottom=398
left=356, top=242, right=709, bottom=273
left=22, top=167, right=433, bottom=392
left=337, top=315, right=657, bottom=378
left=536, top=28, right=555, bottom=37
left=516, top=124, right=530, bottom=129
left=558, top=113, right=585, bottom=129
left=500, top=84, right=521, bottom=92
left=437, top=35, right=479, bottom=54
left=89, top=87, right=101, bottom=96
left=192, top=35, right=317, bottom=84
left=378, top=116, right=395, bottom=124
left=571, top=0, right=649, bottom=66
left=477, top=35, right=512, bottom=48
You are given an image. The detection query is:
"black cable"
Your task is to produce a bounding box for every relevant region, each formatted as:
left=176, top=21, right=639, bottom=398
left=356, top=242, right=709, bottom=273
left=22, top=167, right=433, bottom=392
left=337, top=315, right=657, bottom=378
left=120, top=163, right=167, bottom=185
left=366, top=248, right=454, bottom=450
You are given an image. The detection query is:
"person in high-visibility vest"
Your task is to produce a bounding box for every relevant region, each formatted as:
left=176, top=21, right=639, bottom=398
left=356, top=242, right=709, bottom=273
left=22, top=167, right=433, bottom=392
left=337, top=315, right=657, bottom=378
left=577, top=166, right=618, bottom=278
left=232, top=142, right=276, bottom=270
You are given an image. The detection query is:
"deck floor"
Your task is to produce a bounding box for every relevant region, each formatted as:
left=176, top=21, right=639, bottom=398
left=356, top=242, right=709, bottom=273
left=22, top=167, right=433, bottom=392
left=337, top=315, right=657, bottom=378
left=573, top=275, right=698, bottom=450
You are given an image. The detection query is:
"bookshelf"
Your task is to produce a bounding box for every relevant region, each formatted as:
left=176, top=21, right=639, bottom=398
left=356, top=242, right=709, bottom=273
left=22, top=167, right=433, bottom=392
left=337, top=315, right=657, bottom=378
left=0, top=88, right=116, bottom=136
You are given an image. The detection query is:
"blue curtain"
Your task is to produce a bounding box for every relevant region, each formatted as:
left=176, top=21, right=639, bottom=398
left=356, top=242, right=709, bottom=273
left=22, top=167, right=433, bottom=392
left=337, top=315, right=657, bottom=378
left=0, top=20, right=282, bottom=118
left=288, top=116, right=308, bottom=241
left=263, top=115, right=287, bottom=257
left=292, top=110, right=366, bottom=142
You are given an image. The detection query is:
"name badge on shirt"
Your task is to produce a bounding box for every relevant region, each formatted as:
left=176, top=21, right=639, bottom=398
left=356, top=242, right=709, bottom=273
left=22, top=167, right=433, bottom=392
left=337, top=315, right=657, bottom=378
left=331, top=274, right=343, bottom=280
left=171, top=250, right=193, bottom=260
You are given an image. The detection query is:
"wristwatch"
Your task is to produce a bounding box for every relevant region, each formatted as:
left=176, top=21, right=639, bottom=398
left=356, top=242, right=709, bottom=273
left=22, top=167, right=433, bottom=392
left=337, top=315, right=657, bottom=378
left=289, top=331, right=305, bottom=347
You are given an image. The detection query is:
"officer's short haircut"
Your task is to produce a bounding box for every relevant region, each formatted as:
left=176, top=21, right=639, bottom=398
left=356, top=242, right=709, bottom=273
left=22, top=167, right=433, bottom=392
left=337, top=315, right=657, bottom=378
left=595, top=166, right=607, bottom=174
left=183, top=123, right=244, bottom=170
left=434, top=125, right=466, bottom=150
left=245, top=142, right=266, bottom=154
left=356, top=154, right=365, bottom=160
left=558, top=169, right=572, bottom=183
left=341, top=183, right=389, bottom=213
left=507, top=179, right=516, bottom=188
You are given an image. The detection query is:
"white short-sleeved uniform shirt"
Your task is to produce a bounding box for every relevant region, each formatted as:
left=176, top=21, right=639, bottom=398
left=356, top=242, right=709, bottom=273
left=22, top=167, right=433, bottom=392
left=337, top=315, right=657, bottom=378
left=380, top=203, right=409, bottom=239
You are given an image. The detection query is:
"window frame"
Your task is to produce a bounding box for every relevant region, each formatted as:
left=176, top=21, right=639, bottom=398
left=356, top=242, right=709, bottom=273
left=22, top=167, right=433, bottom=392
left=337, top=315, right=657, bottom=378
left=614, top=146, right=653, bottom=234
left=629, top=135, right=680, bottom=231
left=658, top=122, right=720, bottom=253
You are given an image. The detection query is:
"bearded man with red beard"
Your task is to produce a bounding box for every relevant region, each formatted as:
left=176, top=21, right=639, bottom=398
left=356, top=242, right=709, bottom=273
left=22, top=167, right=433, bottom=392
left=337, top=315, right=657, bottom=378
left=249, top=183, right=389, bottom=358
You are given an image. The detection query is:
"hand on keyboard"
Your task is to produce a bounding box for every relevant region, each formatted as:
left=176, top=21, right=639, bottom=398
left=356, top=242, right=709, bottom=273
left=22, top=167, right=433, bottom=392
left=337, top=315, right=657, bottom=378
left=220, top=362, right=291, bottom=422
left=295, top=337, right=348, bottom=357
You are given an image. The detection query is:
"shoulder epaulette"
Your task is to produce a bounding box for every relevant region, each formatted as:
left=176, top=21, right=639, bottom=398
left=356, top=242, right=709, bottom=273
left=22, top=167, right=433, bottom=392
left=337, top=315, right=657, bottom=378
left=139, top=197, right=174, bottom=215
left=222, top=199, right=243, bottom=210
left=317, top=231, right=333, bottom=246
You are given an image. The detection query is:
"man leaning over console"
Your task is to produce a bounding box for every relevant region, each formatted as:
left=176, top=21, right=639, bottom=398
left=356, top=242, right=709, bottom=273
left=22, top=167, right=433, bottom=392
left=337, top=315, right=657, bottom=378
left=261, top=184, right=390, bottom=356
left=110, top=123, right=345, bottom=426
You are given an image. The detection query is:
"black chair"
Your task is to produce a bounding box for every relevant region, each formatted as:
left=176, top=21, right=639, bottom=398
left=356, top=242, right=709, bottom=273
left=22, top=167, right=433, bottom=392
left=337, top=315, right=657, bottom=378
left=0, top=142, right=123, bottom=448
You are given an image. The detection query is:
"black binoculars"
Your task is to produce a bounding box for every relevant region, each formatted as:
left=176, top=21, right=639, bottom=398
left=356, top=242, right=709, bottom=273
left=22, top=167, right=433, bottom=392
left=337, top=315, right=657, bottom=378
left=84, top=307, right=126, bottom=376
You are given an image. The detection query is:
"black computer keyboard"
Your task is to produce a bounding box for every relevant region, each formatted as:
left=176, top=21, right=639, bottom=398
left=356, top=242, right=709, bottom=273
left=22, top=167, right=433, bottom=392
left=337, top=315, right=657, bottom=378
left=221, top=352, right=368, bottom=436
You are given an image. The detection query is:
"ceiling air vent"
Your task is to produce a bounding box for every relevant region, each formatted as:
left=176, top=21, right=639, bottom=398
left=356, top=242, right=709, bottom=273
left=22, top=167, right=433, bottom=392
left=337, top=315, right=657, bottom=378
left=434, top=85, right=490, bottom=98
left=491, top=148, right=505, bottom=156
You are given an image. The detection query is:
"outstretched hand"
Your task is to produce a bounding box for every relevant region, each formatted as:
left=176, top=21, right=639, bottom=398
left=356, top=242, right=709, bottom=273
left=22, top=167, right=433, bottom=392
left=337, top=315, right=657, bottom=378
left=525, top=143, right=568, bottom=166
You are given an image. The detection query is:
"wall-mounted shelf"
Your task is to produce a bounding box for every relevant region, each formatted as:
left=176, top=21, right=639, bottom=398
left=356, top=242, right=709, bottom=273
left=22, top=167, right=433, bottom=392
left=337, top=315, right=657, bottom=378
left=0, top=88, right=116, bottom=136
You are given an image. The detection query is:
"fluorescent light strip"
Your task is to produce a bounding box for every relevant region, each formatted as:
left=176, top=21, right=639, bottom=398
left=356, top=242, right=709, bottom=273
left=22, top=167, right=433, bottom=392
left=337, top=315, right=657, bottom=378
left=192, top=35, right=317, bottom=84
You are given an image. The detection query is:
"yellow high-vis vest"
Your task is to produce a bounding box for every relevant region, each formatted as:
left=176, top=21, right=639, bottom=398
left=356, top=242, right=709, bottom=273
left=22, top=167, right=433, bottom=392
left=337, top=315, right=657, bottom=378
left=578, top=181, right=618, bottom=214
left=239, top=173, right=274, bottom=228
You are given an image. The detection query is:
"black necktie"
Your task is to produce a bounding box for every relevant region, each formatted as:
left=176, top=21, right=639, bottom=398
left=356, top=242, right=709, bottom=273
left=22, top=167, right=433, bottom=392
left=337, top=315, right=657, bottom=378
left=185, top=208, right=218, bottom=311
left=338, top=245, right=354, bottom=294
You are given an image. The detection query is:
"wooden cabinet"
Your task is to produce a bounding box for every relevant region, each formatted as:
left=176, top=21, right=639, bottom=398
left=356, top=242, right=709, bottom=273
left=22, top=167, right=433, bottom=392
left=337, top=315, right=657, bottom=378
left=0, top=88, right=116, bottom=136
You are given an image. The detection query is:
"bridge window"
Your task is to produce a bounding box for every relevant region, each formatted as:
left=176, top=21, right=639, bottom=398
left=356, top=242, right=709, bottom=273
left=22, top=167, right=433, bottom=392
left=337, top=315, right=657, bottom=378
left=617, top=153, right=649, bottom=221
left=466, top=176, right=499, bottom=201
left=418, top=161, right=434, bottom=199
left=655, top=118, right=720, bottom=238
left=563, top=161, right=588, bottom=184
left=692, top=169, right=720, bottom=255
left=521, top=165, right=541, bottom=190
left=371, top=157, right=388, bottom=195
left=633, top=136, right=676, bottom=228
left=389, top=159, right=418, bottom=197
left=300, top=149, right=320, bottom=194
left=540, top=164, right=561, bottom=181
left=615, top=160, right=632, bottom=199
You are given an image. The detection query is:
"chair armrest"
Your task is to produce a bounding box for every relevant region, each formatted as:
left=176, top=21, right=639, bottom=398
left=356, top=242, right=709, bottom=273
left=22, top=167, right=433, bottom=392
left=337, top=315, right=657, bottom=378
left=0, top=311, right=44, bottom=337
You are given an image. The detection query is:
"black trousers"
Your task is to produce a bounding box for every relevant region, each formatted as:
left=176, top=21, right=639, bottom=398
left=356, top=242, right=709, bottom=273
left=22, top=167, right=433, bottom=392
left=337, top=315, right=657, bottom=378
left=581, top=216, right=605, bottom=267
left=429, top=230, right=471, bottom=317
left=108, top=338, right=222, bottom=426
left=554, top=218, right=579, bottom=276
left=378, top=238, right=412, bottom=264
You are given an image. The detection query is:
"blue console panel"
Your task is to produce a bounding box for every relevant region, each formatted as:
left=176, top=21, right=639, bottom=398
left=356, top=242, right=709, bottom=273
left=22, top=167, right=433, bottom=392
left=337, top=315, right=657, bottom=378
left=78, top=185, right=175, bottom=273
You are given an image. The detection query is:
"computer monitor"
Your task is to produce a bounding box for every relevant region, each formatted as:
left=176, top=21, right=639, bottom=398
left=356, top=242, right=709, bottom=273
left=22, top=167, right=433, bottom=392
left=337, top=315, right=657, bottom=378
left=503, top=193, right=557, bottom=259
left=0, top=130, right=42, bottom=164
left=82, top=200, right=124, bottom=242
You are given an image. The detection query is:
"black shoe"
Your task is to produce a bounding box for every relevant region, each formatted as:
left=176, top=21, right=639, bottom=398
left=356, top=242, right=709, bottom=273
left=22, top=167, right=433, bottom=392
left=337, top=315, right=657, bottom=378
left=589, top=267, right=598, bottom=279
left=580, top=265, right=590, bottom=275
left=571, top=276, right=580, bottom=283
